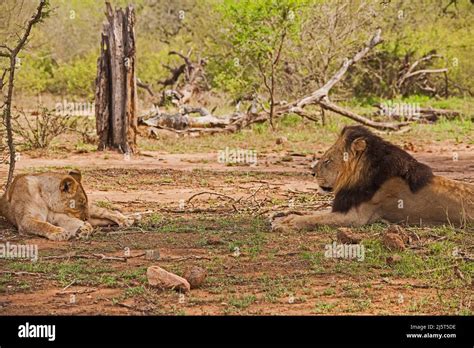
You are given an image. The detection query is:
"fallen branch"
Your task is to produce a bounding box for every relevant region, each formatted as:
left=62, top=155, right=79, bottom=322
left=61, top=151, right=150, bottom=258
left=307, top=98, right=408, bottom=131
left=140, top=29, right=408, bottom=134
left=186, top=191, right=238, bottom=204
left=59, top=280, right=76, bottom=293
left=292, top=29, right=382, bottom=110
left=160, top=255, right=212, bottom=262
left=139, top=108, right=229, bottom=130
left=42, top=252, right=127, bottom=262
left=397, top=53, right=446, bottom=88
left=157, top=50, right=208, bottom=104
left=280, top=29, right=406, bottom=131
left=92, top=253, right=127, bottom=262
left=137, top=78, right=154, bottom=96
left=374, top=104, right=460, bottom=123
left=402, top=68, right=448, bottom=81
left=57, top=288, right=98, bottom=295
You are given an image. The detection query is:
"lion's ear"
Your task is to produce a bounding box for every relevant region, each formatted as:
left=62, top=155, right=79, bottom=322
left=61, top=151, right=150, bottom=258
left=68, top=169, right=82, bottom=182
left=60, top=177, right=77, bottom=194
left=351, top=137, right=367, bottom=153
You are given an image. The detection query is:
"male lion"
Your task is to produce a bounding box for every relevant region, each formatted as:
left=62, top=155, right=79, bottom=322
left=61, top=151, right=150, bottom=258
left=272, top=126, right=474, bottom=231
left=0, top=170, right=133, bottom=240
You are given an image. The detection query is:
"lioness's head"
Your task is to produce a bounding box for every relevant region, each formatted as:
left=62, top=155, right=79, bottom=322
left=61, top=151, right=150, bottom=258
left=311, top=126, right=368, bottom=193
left=52, top=170, right=89, bottom=220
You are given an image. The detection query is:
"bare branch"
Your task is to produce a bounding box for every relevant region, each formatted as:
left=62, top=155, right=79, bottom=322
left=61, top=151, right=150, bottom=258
left=295, top=28, right=382, bottom=109
left=0, top=45, right=13, bottom=57
left=397, top=53, right=447, bottom=88
left=12, top=0, right=48, bottom=55
left=140, top=29, right=407, bottom=135
left=318, top=98, right=408, bottom=131
left=277, top=29, right=406, bottom=131
left=2, top=0, right=48, bottom=189
left=402, top=68, right=448, bottom=81
left=169, top=50, right=192, bottom=67
left=137, top=78, right=155, bottom=96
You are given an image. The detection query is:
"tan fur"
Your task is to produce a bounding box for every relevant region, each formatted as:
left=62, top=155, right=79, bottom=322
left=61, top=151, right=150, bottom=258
left=273, top=132, right=474, bottom=232
left=0, top=171, right=133, bottom=240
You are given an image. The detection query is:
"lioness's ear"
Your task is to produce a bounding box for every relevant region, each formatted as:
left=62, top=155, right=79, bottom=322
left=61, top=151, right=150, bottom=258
left=68, top=169, right=82, bottom=182
left=60, top=177, right=77, bottom=194
left=351, top=137, right=367, bottom=153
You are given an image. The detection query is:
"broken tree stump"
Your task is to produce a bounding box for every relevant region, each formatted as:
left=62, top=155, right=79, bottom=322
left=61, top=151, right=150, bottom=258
left=95, top=2, right=138, bottom=154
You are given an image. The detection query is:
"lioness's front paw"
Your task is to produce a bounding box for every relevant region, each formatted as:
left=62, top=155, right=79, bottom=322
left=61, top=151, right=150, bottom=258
left=77, top=222, right=94, bottom=239
left=126, top=212, right=143, bottom=224
left=46, top=227, right=73, bottom=241
left=113, top=212, right=134, bottom=227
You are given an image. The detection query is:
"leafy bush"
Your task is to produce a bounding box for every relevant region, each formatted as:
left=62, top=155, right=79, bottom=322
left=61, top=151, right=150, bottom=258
left=15, top=51, right=55, bottom=94
left=48, top=51, right=97, bottom=98
left=9, top=0, right=474, bottom=102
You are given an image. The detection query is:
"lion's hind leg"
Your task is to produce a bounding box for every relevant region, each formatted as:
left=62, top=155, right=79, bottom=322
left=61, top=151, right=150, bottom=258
left=88, top=216, right=117, bottom=227
left=88, top=205, right=134, bottom=227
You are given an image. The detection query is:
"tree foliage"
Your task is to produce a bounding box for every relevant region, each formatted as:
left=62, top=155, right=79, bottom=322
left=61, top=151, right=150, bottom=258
left=2, top=0, right=473, bottom=101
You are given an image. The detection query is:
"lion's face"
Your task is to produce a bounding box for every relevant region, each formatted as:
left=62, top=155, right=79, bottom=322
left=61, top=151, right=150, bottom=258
left=61, top=180, right=89, bottom=220
left=49, top=171, right=89, bottom=220
left=311, top=131, right=367, bottom=192
left=311, top=138, right=346, bottom=192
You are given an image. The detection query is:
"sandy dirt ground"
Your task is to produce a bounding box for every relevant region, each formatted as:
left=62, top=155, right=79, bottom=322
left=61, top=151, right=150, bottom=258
left=0, top=143, right=472, bottom=315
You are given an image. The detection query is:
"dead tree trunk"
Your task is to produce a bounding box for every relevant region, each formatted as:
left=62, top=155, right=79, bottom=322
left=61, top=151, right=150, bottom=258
left=95, top=3, right=138, bottom=154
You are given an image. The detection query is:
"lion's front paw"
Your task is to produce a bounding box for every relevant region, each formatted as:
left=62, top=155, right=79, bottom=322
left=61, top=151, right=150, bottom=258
left=46, top=227, right=73, bottom=241
left=271, top=214, right=315, bottom=233
left=77, top=222, right=94, bottom=239
left=271, top=214, right=297, bottom=233
left=269, top=210, right=304, bottom=221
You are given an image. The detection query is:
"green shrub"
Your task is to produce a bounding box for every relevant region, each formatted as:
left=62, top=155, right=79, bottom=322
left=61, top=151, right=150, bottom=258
left=47, top=51, right=97, bottom=98
left=15, top=51, right=55, bottom=94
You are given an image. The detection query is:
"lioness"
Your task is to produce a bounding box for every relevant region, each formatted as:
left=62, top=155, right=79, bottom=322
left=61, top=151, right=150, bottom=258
left=0, top=170, right=133, bottom=240
left=272, top=126, right=474, bottom=231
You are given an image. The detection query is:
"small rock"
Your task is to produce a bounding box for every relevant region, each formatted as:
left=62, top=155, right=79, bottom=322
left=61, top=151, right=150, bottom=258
left=382, top=233, right=405, bottom=251
left=337, top=227, right=361, bottom=244
left=386, top=254, right=402, bottom=266
left=147, top=266, right=190, bottom=293
left=183, top=266, right=207, bottom=289
left=281, top=155, right=293, bottom=162
left=145, top=249, right=161, bottom=260
left=206, top=236, right=223, bottom=245
left=276, top=136, right=288, bottom=145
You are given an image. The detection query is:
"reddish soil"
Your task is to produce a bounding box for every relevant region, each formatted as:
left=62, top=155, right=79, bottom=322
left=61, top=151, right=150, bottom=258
left=0, top=144, right=472, bottom=315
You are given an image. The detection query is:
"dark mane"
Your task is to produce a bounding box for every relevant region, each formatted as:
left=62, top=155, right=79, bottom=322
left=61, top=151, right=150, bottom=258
left=332, top=125, right=433, bottom=213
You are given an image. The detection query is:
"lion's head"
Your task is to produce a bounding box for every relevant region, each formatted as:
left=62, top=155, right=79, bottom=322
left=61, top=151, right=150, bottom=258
left=312, top=125, right=433, bottom=212
left=311, top=128, right=367, bottom=193
left=48, top=170, right=89, bottom=220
